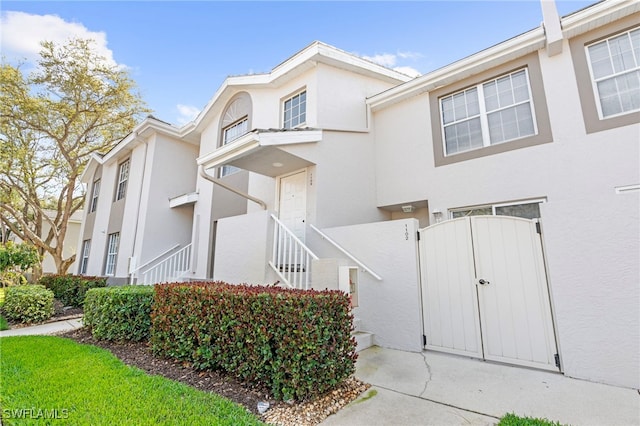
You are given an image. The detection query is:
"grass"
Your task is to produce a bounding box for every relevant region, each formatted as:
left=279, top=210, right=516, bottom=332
left=0, top=336, right=264, bottom=425
left=499, top=413, right=565, bottom=426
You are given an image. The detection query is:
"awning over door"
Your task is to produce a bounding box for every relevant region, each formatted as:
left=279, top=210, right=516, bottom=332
left=197, top=128, right=321, bottom=177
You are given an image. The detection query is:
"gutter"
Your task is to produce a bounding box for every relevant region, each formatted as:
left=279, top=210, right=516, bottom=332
left=198, top=165, right=267, bottom=210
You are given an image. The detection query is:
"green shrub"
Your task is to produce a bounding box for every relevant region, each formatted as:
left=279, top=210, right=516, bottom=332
left=0, top=315, right=8, bottom=331
left=151, top=282, right=356, bottom=401
left=39, top=274, right=107, bottom=307
left=3, top=285, right=54, bottom=324
left=84, top=286, right=154, bottom=341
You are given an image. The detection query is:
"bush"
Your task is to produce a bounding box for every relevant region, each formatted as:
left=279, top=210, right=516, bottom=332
left=83, top=286, right=154, bottom=341
left=151, top=282, right=356, bottom=401
left=39, top=274, right=107, bottom=307
left=3, top=285, right=54, bottom=324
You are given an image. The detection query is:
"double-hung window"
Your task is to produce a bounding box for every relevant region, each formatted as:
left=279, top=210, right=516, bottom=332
left=90, top=179, right=100, bottom=213
left=586, top=27, right=640, bottom=118
left=283, top=91, right=306, bottom=129
left=79, top=240, right=90, bottom=274
left=104, top=233, right=119, bottom=276
left=220, top=117, right=248, bottom=176
left=115, top=160, right=130, bottom=201
left=441, top=69, right=536, bottom=156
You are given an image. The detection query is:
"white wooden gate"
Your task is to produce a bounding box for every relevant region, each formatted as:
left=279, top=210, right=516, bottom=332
left=419, top=216, right=559, bottom=371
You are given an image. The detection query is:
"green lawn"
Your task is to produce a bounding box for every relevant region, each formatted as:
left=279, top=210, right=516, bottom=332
left=0, top=336, right=264, bottom=425
left=499, top=413, right=564, bottom=426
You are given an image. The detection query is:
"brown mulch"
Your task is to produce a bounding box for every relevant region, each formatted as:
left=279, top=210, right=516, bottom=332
left=59, top=327, right=370, bottom=426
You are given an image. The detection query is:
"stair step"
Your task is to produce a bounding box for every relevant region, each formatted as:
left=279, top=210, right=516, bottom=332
left=353, top=331, right=373, bottom=352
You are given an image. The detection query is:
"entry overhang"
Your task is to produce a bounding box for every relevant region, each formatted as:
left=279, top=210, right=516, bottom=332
left=197, top=128, right=321, bottom=177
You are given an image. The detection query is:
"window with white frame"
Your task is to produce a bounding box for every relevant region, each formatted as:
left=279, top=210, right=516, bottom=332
left=115, top=160, right=130, bottom=201
left=586, top=27, right=640, bottom=118
left=89, top=179, right=100, bottom=213
left=441, top=69, right=536, bottom=156
left=283, top=91, right=306, bottom=129
left=79, top=240, right=90, bottom=274
left=104, top=233, right=119, bottom=276
left=220, top=117, right=248, bottom=176
left=450, top=199, right=544, bottom=220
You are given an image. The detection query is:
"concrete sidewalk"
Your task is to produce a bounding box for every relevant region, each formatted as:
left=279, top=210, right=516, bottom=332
left=0, top=317, right=83, bottom=337
left=322, top=346, right=640, bottom=426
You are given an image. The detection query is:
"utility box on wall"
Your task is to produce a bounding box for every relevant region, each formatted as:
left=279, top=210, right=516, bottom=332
left=339, top=266, right=358, bottom=307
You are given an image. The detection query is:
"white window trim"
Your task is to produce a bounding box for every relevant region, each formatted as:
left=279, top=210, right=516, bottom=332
left=80, top=240, right=90, bottom=275
left=115, top=160, right=130, bottom=201
left=90, top=179, right=100, bottom=213
left=220, top=117, right=248, bottom=177
left=282, top=89, right=307, bottom=129
left=440, top=68, right=538, bottom=156
left=449, top=198, right=547, bottom=219
left=104, top=233, right=119, bottom=276
left=585, top=26, right=640, bottom=120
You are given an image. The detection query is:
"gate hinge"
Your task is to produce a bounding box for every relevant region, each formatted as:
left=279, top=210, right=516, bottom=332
left=417, top=231, right=421, bottom=241
left=536, top=222, right=542, bottom=234
left=422, top=334, right=427, bottom=346
left=554, top=353, right=561, bottom=369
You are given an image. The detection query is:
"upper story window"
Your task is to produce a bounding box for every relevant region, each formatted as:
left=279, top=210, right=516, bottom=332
left=79, top=240, right=90, bottom=275
left=115, top=159, right=130, bottom=201
left=220, top=117, right=248, bottom=176
left=586, top=27, right=640, bottom=119
left=89, top=179, right=100, bottom=213
left=104, top=232, right=119, bottom=276
left=283, top=90, right=306, bottom=129
left=441, top=69, right=536, bottom=156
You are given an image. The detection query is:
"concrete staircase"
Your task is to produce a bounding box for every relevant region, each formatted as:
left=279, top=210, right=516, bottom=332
left=353, top=318, right=373, bottom=352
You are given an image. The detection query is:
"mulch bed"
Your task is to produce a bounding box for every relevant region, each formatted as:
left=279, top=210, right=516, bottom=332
left=59, top=327, right=369, bottom=426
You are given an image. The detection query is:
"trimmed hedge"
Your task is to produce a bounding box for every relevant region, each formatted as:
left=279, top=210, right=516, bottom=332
left=84, top=286, right=154, bottom=341
left=39, top=274, right=107, bottom=307
left=3, top=285, right=54, bottom=324
left=151, top=282, right=357, bottom=401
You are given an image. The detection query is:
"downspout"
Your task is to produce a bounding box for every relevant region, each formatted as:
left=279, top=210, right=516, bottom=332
left=198, top=165, right=267, bottom=210
left=129, top=134, right=148, bottom=283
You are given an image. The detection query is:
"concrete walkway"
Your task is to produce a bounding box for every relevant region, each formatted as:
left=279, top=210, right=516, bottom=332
left=322, top=346, right=640, bottom=426
left=0, top=317, right=83, bottom=337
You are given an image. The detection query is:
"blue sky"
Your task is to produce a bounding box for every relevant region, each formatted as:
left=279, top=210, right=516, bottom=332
left=2, top=1, right=597, bottom=125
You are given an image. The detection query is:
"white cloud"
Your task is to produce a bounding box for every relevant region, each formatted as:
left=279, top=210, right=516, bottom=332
left=397, top=51, right=423, bottom=60
left=0, top=11, right=118, bottom=67
left=176, top=104, right=201, bottom=125
left=360, top=50, right=422, bottom=78
left=362, top=53, right=397, bottom=68
left=393, top=66, right=422, bottom=78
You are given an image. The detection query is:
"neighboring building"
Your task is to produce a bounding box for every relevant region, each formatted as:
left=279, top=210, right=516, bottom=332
left=77, top=116, right=199, bottom=284
left=41, top=209, right=83, bottom=274
left=77, top=0, right=639, bottom=390
left=10, top=209, right=83, bottom=274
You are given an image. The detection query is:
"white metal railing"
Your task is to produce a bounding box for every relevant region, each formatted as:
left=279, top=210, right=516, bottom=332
left=310, top=224, right=382, bottom=280
left=140, top=243, right=192, bottom=285
left=130, top=243, right=180, bottom=282
left=269, top=214, right=318, bottom=289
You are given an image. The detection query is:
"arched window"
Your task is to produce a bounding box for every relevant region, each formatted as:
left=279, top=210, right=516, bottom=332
left=219, top=93, right=252, bottom=176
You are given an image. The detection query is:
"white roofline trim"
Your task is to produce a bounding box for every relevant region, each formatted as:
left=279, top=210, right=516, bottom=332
left=561, top=0, right=639, bottom=39
left=190, top=41, right=412, bottom=133
left=367, top=28, right=546, bottom=111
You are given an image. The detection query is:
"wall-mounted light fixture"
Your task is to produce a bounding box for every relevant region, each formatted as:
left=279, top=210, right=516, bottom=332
left=401, top=205, right=415, bottom=213
left=432, top=209, right=443, bottom=223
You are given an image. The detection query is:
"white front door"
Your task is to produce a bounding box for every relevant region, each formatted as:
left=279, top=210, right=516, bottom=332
left=278, top=170, right=307, bottom=243
left=419, top=216, right=559, bottom=371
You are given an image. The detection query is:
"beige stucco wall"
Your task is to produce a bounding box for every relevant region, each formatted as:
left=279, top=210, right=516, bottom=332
left=372, top=35, right=639, bottom=388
